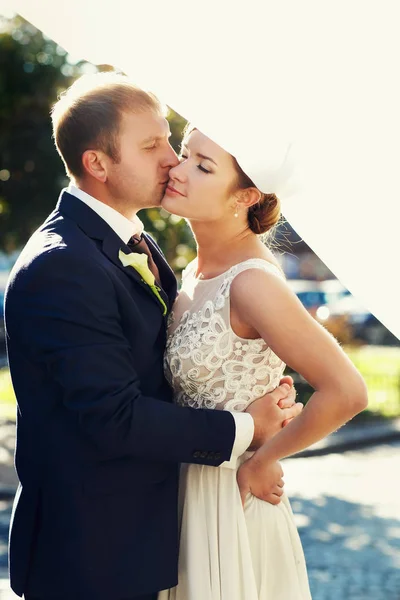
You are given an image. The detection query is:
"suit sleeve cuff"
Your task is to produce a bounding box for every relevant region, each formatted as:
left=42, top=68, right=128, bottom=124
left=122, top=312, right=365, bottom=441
left=219, top=412, right=254, bottom=469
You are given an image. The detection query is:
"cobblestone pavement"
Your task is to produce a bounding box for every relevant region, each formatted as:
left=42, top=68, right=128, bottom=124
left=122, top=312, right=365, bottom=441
left=0, top=442, right=399, bottom=599
left=0, top=499, right=14, bottom=600
left=283, top=441, right=400, bottom=599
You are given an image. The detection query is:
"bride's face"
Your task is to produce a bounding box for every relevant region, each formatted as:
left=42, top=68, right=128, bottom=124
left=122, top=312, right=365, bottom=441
left=161, top=129, right=238, bottom=221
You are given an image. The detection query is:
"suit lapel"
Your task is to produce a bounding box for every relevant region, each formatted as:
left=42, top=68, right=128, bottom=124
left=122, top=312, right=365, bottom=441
left=102, top=231, right=167, bottom=313
left=145, top=234, right=177, bottom=309
left=56, top=190, right=175, bottom=316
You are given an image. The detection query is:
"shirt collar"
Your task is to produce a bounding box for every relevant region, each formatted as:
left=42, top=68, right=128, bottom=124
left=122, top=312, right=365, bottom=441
left=67, top=184, right=144, bottom=244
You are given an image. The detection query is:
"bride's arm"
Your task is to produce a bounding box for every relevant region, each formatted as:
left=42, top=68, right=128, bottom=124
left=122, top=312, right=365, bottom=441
left=230, top=268, right=368, bottom=503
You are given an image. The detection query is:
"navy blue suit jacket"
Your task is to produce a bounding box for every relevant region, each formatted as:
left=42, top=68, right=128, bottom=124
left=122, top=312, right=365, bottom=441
left=4, top=191, right=236, bottom=599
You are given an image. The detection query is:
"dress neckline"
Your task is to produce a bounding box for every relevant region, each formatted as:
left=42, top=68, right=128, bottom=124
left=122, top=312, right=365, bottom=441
left=190, top=257, right=282, bottom=283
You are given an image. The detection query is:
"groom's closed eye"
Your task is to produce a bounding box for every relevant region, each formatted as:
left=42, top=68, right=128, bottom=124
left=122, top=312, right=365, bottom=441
left=143, top=138, right=160, bottom=150
left=142, top=131, right=172, bottom=150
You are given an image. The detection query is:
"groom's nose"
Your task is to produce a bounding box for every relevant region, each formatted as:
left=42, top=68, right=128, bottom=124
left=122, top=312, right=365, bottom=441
left=162, top=143, right=179, bottom=168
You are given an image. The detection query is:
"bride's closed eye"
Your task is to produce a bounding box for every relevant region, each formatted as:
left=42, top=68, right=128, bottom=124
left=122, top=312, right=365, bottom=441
left=179, top=153, right=212, bottom=174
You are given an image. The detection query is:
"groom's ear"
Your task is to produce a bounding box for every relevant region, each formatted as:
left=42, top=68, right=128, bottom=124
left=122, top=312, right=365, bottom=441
left=81, top=149, right=109, bottom=183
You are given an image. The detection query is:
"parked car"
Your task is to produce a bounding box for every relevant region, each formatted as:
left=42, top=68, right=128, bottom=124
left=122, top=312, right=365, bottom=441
left=287, top=278, right=382, bottom=345
left=288, top=279, right=349, bottom=318
left=287, top=280, right=326, bottom=318
left=319, top=279, right=351, bottom=305
left=319, top=293, right=399, bottom=346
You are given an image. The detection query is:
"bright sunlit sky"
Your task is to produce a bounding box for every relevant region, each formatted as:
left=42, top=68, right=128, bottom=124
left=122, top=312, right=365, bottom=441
left=2, top=0, right=400, bottom=339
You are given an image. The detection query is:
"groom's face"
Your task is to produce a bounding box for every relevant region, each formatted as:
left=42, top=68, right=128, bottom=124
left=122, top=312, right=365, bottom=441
left=107, top=110, right=179, bottom=210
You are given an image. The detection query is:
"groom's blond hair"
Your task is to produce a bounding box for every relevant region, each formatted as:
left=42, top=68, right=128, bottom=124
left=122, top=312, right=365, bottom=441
left=51, top=71, right=165, bottom=179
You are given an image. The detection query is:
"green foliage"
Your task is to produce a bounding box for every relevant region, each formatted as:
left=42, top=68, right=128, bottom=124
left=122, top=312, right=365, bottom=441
left=0, top=15, right=194, bottom=269
left=345, top=345, right=400, bottom=417
left=0, top=15, right=80, bottom=251
left=0, top=367, right=16, bottom=420
left=286, top=345, right=400, bottom=418
left=167, top=107, right=187, bottom=155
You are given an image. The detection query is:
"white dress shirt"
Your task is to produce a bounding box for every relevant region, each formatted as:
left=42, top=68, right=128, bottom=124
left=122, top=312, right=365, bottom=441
left=67, top=184, right=254, bottom=466
left=67, top=184, right=143, bottom=242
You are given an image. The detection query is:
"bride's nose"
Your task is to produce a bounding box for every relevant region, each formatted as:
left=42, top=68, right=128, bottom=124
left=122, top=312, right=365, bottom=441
left=169, top=161, right=187, bottom=184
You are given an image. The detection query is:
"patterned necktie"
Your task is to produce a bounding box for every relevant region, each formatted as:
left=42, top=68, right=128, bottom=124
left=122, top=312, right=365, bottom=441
left=127, top=233, right=161, bottom=287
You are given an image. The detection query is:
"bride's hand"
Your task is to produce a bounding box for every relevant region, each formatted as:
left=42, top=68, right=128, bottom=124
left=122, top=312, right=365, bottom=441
left=237, top=455, right=284, bottom=507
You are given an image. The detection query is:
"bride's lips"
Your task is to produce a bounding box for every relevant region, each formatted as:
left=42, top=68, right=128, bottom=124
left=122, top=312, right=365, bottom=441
left=166, top=185, right=185, bottom=197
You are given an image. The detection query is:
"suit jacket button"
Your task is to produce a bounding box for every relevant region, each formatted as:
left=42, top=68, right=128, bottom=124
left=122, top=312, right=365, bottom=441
left=200, top=451, right=208, bottom=458
left=214, top=452, right=221, bottom=460
left=193, top=451, right=201, bottom=458
left=207, top=451, right=215, bottom=459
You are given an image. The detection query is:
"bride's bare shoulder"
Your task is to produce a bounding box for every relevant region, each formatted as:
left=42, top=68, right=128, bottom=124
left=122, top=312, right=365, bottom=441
left=258, top=247, right=285, bottom=276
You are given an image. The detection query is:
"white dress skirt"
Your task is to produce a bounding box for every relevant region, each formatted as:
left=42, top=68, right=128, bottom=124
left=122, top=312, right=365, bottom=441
left=159, top=259, right=312, bottom=600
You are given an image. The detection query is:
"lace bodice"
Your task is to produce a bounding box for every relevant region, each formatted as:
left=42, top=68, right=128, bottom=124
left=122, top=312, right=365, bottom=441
left=164, top=258, right=286, bottom=413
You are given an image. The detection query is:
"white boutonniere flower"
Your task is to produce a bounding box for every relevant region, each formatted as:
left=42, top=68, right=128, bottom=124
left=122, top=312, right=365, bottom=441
left=119, top=250, right=167, bottom=316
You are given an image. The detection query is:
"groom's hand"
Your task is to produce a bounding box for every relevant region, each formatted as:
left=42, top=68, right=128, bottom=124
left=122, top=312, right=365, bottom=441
left=245, top=375, right=303, bottom=450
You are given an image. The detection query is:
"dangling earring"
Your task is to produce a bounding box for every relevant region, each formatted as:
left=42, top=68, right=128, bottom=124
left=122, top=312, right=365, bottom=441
left=234, top=204, right=239, bottom=218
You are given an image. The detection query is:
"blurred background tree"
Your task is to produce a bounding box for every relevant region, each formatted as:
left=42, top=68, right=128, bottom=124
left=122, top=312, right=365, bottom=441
left=0, top=15, right=76, bottom=252
left=0, top=14, right=195, bottom=269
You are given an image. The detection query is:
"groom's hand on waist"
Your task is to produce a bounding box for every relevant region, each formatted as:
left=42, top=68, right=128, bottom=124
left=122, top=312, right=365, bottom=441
left=245, top=375, right=303, bottom=450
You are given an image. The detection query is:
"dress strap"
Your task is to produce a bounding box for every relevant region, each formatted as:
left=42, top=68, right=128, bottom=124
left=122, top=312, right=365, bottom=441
left=214, top=258, right=285, bottom=311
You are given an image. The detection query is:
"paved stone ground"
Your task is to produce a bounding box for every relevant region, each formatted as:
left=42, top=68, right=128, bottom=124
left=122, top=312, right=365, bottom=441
left=0, top=435, right=399, bottom=599
left=0, top=422, right=18, bottom=491
left=283, top=441, right=400, bottom=599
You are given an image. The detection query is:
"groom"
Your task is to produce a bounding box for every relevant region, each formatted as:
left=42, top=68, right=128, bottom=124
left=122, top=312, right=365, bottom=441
left=4, top=72, right=301, bottom=600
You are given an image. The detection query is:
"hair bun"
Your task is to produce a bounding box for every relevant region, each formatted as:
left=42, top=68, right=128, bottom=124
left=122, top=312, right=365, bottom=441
left=248, top=193, right=281, bottom=235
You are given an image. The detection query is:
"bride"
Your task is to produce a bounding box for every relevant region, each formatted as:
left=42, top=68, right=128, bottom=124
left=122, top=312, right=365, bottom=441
left=158, top=125, right=368, bottom=599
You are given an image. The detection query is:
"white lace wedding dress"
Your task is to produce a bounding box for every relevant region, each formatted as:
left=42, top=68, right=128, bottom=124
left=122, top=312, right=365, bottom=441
left=158, top=258, right=312, bottom=600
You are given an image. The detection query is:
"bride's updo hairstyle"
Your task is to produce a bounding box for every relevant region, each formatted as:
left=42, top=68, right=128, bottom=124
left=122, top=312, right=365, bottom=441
left=182, top=123, right=281, bottom=236
left=231, top=157, right=281, bottom=236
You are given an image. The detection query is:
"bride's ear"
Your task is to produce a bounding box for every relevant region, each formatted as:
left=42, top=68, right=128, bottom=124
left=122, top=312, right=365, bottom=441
left=236, top=187, right=262, bottom=210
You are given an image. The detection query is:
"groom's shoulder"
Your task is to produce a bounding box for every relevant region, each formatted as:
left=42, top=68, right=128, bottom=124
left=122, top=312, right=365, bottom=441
left=8, top=216, right=100, bottom=291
